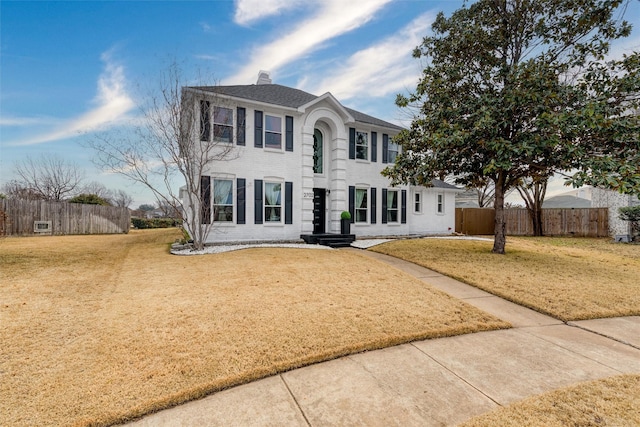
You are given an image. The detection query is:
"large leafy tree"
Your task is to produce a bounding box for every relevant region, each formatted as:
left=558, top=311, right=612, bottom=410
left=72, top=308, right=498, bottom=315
left=384, top=0, right=640, bottom=253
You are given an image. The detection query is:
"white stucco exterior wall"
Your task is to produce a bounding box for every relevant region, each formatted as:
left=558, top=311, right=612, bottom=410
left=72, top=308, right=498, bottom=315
left=183, top=87, right=460, bottom=243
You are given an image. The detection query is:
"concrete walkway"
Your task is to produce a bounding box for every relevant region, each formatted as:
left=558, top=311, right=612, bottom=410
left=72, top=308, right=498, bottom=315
left=125, top=249, right=640, bottom=426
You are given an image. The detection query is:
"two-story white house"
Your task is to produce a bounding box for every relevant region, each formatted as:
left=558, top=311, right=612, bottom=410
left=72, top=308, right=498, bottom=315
left=182, top=72, right=460, bottom=244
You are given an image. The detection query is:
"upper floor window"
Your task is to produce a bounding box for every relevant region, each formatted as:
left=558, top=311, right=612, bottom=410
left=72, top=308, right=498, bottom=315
left=356, top=131, right=368, bottom=160
left=313, top=129, right=323, bottom=174
left=265, top=115, right=282, bottom=149
left=265, top=181, right=282, bottom=222
left=213, top=179, right=233, bottom=222
left=387, top=190, right=399, bottom=223
left=213, top=107, right=233, bottom=143
left=355, top=188, right=368, bottom=223
left=388, top=141, right=399, bottom=163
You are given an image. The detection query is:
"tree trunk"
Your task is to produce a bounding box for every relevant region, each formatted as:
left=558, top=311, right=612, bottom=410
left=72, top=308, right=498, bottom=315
left=492, top=173, right=507, bottom=254
left=516, top=178, right=547, bottom=237
left=532, top=206, right=543, bottom=236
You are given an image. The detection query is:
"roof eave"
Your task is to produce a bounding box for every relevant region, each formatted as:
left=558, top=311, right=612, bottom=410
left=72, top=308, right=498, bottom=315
left=298, top=92, right=355, bottom=123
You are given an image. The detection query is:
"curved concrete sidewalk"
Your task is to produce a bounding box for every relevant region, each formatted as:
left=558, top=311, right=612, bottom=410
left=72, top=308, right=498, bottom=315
left=125, top=249, right=640, bottom=427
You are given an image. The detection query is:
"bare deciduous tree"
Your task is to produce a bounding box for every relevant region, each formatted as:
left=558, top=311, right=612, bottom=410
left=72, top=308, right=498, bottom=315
left=2, top=180, right=44, bottom=200
left=87, top=62, right=235, bottom=250
left=81, top=181, right=114, bottom=202
left=13, top=154, right=84, bottom=201
left=112, top=189, right=133, bottom=208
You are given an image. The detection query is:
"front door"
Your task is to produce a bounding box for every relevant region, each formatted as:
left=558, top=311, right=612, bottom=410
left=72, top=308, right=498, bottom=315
left=313, top=188, right=326, bottom=234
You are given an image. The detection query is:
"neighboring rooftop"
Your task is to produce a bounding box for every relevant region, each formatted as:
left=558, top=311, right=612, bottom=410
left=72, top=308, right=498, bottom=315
left=542, top=195, right=592, bottom=208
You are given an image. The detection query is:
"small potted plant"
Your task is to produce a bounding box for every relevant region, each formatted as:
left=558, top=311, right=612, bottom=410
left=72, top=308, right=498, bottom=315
left=340, top=211, right=352, bottom=235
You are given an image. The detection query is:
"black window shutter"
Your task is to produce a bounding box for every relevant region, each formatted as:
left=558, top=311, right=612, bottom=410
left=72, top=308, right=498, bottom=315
left=371, top=187, right=377, bottom=224
left=237, top=107, right=246, bottom=146
left=401, top=190, right=407, bottom=224
left=254, top=179, right=263, bottom=224
left=200, top=175, right=211, bottom=224
left=237, top=178, right=246, bottom=224
left=371, top=132, right=377, bottom=163
left=285, top=181, right=293, bottom=224
left=285, top=116, right=294, bottom=152
left=382, top=134, right=389, bottom=163
left=254, top=110, right=263, bottom=148
left=200, top=100, right=211, bottom=142
left=348, top=186, right=355, bottom=224
left=382, top=188, right=388, bottom=224
left=349, top=128, right=356, bottom=159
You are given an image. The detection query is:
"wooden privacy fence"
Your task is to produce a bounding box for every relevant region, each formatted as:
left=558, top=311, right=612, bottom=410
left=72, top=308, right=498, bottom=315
left=456, top=208, right=609, bottom=237
left=1, top=199, right=130, bottom=236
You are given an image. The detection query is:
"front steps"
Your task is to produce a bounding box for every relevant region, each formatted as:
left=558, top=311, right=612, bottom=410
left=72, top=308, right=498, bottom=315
left=300, top=233, right=356, bottom=248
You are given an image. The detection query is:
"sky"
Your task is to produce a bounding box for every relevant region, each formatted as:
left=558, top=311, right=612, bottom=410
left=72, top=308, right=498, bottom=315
left=1, top=0, right=639, bottom=207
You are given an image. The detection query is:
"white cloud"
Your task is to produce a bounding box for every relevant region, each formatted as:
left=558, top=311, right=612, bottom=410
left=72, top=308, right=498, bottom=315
left=225, top=0, right=393, bottom=84
left=0, top=116, right=60, bottom=126
left=7, top=50, right=135, bottom=146
left=301, top=12, right=434, bottom=101
left=233, top=0, right=309, bottom=26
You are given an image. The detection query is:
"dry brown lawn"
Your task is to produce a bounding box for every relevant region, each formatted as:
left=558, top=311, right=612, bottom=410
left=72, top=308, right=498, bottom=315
left=0, top=229, right=508, bottom=427
left=459, top=374, right=640, bottom=427
left=372, top=237, right=640, bottom=321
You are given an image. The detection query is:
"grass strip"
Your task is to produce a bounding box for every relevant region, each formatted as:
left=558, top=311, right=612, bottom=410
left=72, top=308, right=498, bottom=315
left=371, top=237, right=640, bottom=321
left=459, top=374, right=640, bottom=427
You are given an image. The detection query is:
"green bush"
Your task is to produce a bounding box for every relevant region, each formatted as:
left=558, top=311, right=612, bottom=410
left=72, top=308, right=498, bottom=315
left=618, top=205, right=640, bottom=223
left=131, top=217, right=180, bottom=229
left=340, top=211, right=352, bottom=220
left=68, top=194, right=111, bottom=205
left=619, top=205, right=640, bottom=236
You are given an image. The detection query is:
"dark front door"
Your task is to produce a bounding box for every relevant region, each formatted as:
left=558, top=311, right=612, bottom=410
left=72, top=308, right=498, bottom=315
left=313, top=188, right=326, bottom=234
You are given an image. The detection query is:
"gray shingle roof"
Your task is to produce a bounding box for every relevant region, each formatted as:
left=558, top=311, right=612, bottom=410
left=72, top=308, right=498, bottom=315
left=190, top=84, right=403, bottom=131
left=431, top=179, right=461, bottom=190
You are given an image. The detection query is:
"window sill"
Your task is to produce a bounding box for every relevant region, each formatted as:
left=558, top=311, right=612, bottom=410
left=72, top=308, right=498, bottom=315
left=212, top=221, right=235, bottom=226
left=264, top=147, right=285, bottom=153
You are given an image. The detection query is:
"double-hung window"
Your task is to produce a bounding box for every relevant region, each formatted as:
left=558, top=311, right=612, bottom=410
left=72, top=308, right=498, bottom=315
left=213, top=107, right=233, bottom=143
left=355, top=188, right=368, bottom=223
left=356, top=131, right=368, bottom=160
left=213, top=179, right=233, bottom=222
left=388, top=141, right=399, bottom=163
left=264, top=182, right=282, bottom=222
left=414, top=192, right=422, bottom=213
left=387, top=190, right=399, bottom=223
left=265, top=115, right=282, bottom=149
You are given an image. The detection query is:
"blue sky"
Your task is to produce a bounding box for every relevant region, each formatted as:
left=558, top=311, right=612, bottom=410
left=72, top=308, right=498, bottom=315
left=1, top=0, right=639, bottom=206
